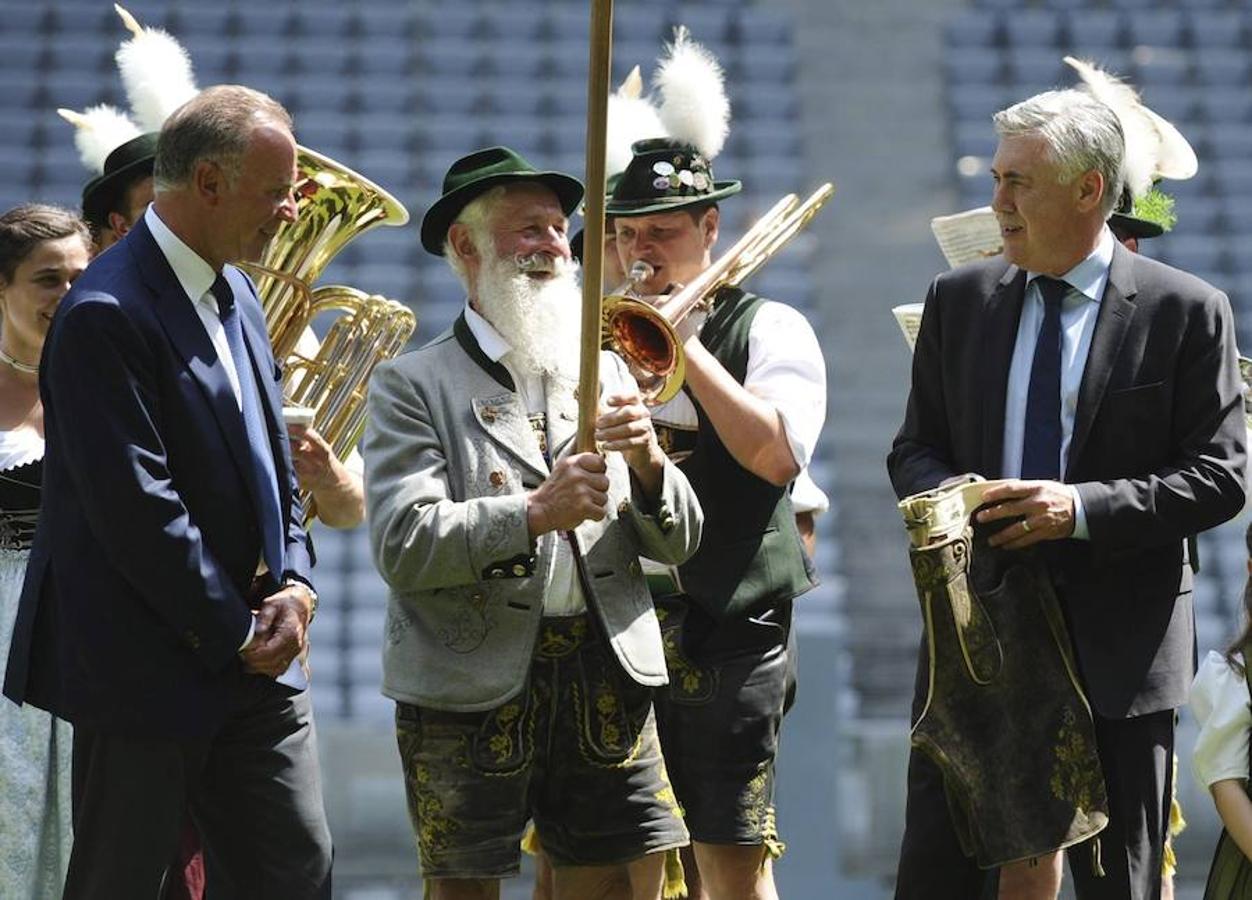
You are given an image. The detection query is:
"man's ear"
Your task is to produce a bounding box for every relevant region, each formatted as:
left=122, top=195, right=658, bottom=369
left=701, top=206, right=720, bottom=250
left=193, top=160, right=226, bottom=207
left=447, top=223, right=479, bottom=263
left=106, top=211, right=132, bottom=241
left=1075, top=169, right=1104, bottom=214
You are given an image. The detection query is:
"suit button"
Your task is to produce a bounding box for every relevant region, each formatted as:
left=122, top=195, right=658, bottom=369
left=490, top=471, right=506, bottom=488
left=184, top=630, right=200, bottom=650
left=512, top=563, right=527, bottom=576
left=629, top=560, right=641, bottom=576
left=490, top=568, right=504, bottom=578
left=617, top=499, right=631, bottom=516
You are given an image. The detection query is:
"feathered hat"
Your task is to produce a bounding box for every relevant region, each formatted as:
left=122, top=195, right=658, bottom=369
left=1065, top=55, right=1197, bottom=239
left=606, top=27, right=739, bottom=217
left=60, top=4, right=199, bottom=227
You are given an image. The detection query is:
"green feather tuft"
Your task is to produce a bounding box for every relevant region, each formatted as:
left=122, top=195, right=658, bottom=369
left=1132, top=188, right=1178, bottom=233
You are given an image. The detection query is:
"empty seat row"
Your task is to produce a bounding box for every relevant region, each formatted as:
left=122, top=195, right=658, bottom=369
left=947, top=46, right=1252, bottom=88
left=12, top=1, right=786, bottom=47
left=951, top=7, right=1252, bottom=51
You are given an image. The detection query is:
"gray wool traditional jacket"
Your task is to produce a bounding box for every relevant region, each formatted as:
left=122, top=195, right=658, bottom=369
left=364, top=316, right=703, bottom=712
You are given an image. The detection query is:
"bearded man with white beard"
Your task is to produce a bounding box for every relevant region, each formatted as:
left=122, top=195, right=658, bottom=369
left=363, top=148, right=703, bottom=900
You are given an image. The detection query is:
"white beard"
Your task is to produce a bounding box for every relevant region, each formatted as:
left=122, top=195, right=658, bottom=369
left=474, top=253, right=583, bottom=380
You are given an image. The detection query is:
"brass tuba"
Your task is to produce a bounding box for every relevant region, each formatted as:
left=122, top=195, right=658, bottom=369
left=240, top=146, right=415, bottom=522
left=602, top=183, right=834, bottom=405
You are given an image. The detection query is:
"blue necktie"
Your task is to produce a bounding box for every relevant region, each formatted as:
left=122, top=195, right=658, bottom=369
left=211, top=275, right=285, bottom=579
left=1020, top=276, right=1067, bottom=480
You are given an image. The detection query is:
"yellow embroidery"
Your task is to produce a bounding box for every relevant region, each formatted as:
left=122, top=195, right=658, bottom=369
left=536, top=618, right=588, bottom=658
left=410, top=762, right=461, bottom=860
left=1048, top=706, right=1103, bottom=814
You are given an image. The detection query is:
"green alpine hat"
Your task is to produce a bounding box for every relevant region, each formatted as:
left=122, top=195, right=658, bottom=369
left=81, top=131, right=159, bottom=230
left=606, top=138, right=741, bottom=217
left=420, top=146, right=584, bottom=256
left=1108, top=184, right=1176, bottom=241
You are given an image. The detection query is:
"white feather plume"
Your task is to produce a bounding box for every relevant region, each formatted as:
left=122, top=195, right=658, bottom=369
left=655, top=26, right=730, bottom=159
left=606, top=67, right=666, bottom=177
left=114, top=5, right=198, bottom=132
left=58, top=105, right=142, bottom=174
left=1064, top=56, right=1197, bottom=198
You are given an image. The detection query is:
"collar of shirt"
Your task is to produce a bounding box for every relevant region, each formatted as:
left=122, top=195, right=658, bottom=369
left=143, top=205, right=219, bottom=312
left=1024, top=225, right=1115, bottom=305
left=463, top=301, right=512, bottom=364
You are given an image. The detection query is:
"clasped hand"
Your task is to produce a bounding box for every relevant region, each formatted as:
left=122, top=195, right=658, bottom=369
left=975, top=479, right=1076, bottom=549
left=239, top=582, right=314, bottom=678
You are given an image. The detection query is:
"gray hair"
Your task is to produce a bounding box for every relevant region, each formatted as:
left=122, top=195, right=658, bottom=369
left=444, top=185, right=507, bottom=288
left=153, top=85, right=293, bottom=192
left=993, top=89, right=1125, bottom=218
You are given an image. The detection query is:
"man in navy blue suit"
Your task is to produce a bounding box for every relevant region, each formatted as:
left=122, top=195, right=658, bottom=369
left=3, top=84, right=332, bottom=898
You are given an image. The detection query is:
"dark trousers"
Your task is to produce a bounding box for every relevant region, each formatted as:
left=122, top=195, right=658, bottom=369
left=64, top=676, right=333, bottom=900
left=894, top=710, right=1174, bottom=900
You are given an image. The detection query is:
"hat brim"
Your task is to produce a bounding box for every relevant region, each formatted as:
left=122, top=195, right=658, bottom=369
left=81, top=153, right=156, bottom=227
left=421, top=171, right=584, bottom=256
left=606, top=180, right=742, bottom=217
left=1108, top=212, right=1164, bottom=240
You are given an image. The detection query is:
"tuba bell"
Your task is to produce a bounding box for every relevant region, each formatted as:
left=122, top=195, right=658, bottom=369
left=240, top=146, right=415, bottom=523
left=602, top=183, right=834, bottom=405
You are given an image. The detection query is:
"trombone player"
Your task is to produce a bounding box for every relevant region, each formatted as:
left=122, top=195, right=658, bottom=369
left=607, top=135, right=826, bottom=899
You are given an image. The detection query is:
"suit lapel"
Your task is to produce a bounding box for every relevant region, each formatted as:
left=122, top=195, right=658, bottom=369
left=1066, top=243, right=1137, bottom=478
left=130, top=221, right=255, bottom=490
left=980, top=266, right=1027, bottom=478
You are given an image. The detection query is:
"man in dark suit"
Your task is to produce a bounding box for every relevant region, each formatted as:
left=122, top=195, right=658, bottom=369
left=3, top=84, right=332, bottom=898
left=888, top=89, right=1246, bottom=900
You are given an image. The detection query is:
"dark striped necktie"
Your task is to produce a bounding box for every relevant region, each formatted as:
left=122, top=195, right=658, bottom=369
left=1020, top=276, right=1068, bottom=480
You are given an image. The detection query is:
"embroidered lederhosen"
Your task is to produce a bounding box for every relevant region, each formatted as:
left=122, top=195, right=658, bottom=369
left=900, top=477, right=1109, bottom=868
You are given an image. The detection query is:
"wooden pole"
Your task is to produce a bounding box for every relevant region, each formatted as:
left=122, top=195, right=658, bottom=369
left=575, top=0, right=614, bottom=453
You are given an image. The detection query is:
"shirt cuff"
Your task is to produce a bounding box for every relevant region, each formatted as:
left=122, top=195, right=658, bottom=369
left=1069, top=484, right=1089, bottom=540
left=238, top=617, right=256, bottom=652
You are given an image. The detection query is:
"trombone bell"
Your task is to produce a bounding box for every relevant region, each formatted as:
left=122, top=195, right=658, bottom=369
left=603, top=295, right=686, bottom=405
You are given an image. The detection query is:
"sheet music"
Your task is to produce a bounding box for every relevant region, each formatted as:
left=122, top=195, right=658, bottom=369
left=892, top=303, right=924, bottom=351
left=930, top=206, right=1003, bottom=268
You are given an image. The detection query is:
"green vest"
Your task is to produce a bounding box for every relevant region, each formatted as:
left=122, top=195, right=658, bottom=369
left=676, top=288, right=816, bottom=621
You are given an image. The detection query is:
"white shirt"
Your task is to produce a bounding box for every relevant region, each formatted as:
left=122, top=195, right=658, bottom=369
left=1001, top=227, right=1115, bottom=540
left=649, top=300, right=827, bottom=469
left=144, top=206, right=244, bottom=410
left=464, top=303, right=587, bottom=616
left=791, top=468, right=829, bottom=517
left=1191, top=649, right=1251, bottom=788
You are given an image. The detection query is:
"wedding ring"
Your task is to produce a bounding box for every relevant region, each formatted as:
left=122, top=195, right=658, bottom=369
left=1021, top=519, right=1031, bottom=533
